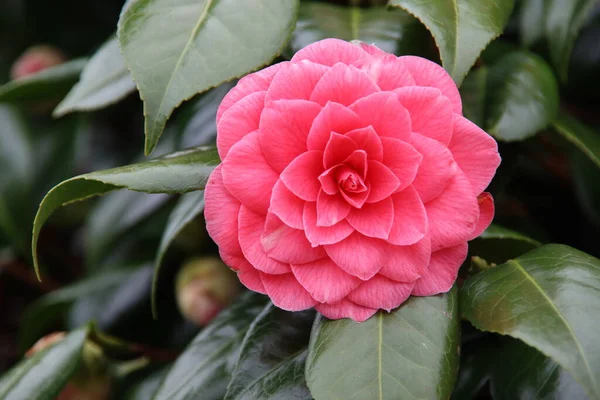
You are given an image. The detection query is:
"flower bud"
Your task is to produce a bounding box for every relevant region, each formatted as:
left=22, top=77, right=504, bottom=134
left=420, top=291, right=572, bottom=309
left=176, top=257, right=241, bottom=326
left=10, top=45, right=66, bottom=80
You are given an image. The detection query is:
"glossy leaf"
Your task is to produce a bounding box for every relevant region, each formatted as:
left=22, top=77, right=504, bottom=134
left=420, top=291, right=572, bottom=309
left=0, top=58, right=86, bottom=104
left=32, top=146, right=220, bottom=278
left=459, top=66, right=487, bottom=128
left=117, top=0, right=299, bottom=155
left=0, top=328, right=87, bottom=400
left=154, top=292, right=267, bottom=400
left=151, top=190, right=205, bottom=316
left=469, top=224, right=542, bottom=264
left=460, top=244, right=600, bottom=399
left=54, top=36, right=136, bottom=116
left=225, top=304, right=313, bottom=400
left=552, top=111, right=600, bottom=169
left=519, top=0, right=546, bottom=47
left=388, top=0, right=514, bottom=85
left=124, top=367, right=170, bottom=400
left=292, top=2, right=432, bottom=56
left=486, top=51, right=559, bottom=141
left=306, top=288, right=460, bottom=400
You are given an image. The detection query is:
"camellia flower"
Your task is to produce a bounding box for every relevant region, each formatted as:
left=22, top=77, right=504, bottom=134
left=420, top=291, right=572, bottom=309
left=205, top=39, right=500, bottom=322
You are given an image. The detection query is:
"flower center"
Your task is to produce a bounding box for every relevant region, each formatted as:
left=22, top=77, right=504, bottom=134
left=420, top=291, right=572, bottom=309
left=338, top=169, right=367, bottom=194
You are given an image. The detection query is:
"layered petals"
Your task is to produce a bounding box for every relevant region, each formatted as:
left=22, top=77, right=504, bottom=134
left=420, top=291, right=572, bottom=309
left=317, top=190, right=351, bottom=227
left=261, top=273, right=318, bottom=311
left=303, top=202, right=354, bottom=246
left=220, top=251, right=266, bottom=294
left=324, top=132, right=359, bottom=168
left=468, top=192, right=495, bottom=240
left=265, top=60, right=328, bottom=102
left=344, top=126, right=383, bottom=162
left=316, top=299, right=378, bottom=322
left=261, top=213, right=326, bottom=264
left=269, top=180, right=305, bottom=230
left=325, top=233, right=385, bottom=280
left=365, top=161, right=400, bottom=203
left=310, top=63, right=380, bottom=106
left=280, top=151, right=324, bottom=202
left=217, top=91, right=265, bottom=160
left=307, top=102, right=363, bottom=150
left=380, top=237, right=431, bottom=282
left=388, top=187, right=428, bottom=246
left=346, top=198, right=394, bottom=239
left=380, top=137, right=422, bottom=191
left=412, top=243, right=468, bottom=296
left=291, top=38, right=368, bottom=67
left=350, top=92, right=412, bottom=142
left=348, top=275, right=414, bottom=311
left=292, top=259, right=361, bottom=303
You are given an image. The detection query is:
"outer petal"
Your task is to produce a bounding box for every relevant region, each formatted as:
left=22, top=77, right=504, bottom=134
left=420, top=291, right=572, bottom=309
left=347, top=198, right=394, bottom=239
left=380, top=137, right=422, bottom=192
left=380, top=236, right=431, bottom=282
left=259, top=99, right=322, bottom=172
left=303, top=202, right=354, bottom=246
left=366, top=161, right=400, bottom=203
left=412, top=243, right=468, bottom=296
left=324, top=233, right=385, bottom=280
left=220, top=251, right=266, bottom=294
left=238, top=206, right=291, bottom=274
left=280, top=151, right=324, bottom=202
left=317, top=190, right=351, bottom=227
left=310, top=63, right=380, bottom=107
left=395, top=86, right=454, bottom=146
left=350, top=92, right=412, bottom=142
left=468, top=192, right=495, bottom=241
left=398, top=56, right=462, bottom=114
left=344, top=126, right=383, bottom=162
left=307, top=102, right=363, bottom=151
left=324, top=132, right=359, bottom=169
left=357, top=53, right=416, bottom=91
left=261, top=273, right=318, bottom=311
left=292, top=259, right=362, bottom=304
left=221, top=131, right=279, bottom=214
left=449, top=115, right=501, bottom=195
left=291, top=38, right=368, bottom=67
left=347, top=275, right=414, bottom=311
left=265, top=60, right=329, bottom=102
left=410, top=132, right=458, bottom=203
left=217, top=62, right=284, bottom=124
left=205, top=165, right=242, bottom=255
left=426, top=172, right=479, bottom=251
left=261, top=213, right=326, bottom=264
left=217, top=91, right=265, bottom=160
left=269, top=179, right=305, bottom=230
left=388, top=187, right=428, bottom=246
left=316, top=299, right=378, bottom=322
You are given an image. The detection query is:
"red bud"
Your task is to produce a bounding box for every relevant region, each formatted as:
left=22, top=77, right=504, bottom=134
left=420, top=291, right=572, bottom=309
left=10, top=45, right=66, bottom=80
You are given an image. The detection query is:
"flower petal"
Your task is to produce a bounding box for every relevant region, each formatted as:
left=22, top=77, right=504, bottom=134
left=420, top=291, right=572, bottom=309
left=380, top=236, right=431, bottom=282
left=261, top=213, right=326, bottom=264
left=259, top=99, right=322, bottom=172
left=468, top=192, right=495, bottom=241
left=265, top=60, right=329, bottom=102
left=324, top=132, right=359, bottom=169
left=303, top=202, right=354, bottom=246
left=269, top=179, right=305, bottom=230
left=357, top=52, right=416, bottom=91
left=350, top=92, right=412, bottom=142
left=307, top=102, right=363, bottom=151
left=366, top=160, right=400, bottom=203
left=344, top=126, right=383, bottom=162
left=388, top=187, right=428, bottom=246
left=238, top=206, right=290, bottom=274
left=310, top=63, right=380, bottom=107
left=449, top=115, right=501, bottom=195
left=292, top=259, right=362, bottom=304
left=217, top=91, right=265, bottom=160
left=291, top=38, right=368, bottom=67
left=347, top=198, right=394, bottom=239
left=324, top=233, right=385, bottom=280
left=380, top=137, right=422, bottom=192
left=317, top=190, right=351, bottom=227
left=261, top=273, right=318, bottom=311
left=220, top=251, right=266, bottom=294
left=316, top=299, right=378, bottom=322
left=280, top=151, right=324, bottom=202
left=412, top=243, right=468, bottom=296
left=347, top=275, right=414, bottom=311
left=221, top=131, right=279, bottom=214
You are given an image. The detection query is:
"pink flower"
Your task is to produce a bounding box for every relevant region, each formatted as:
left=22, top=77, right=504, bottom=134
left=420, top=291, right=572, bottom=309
left=205, top=39, right=500, bottom=322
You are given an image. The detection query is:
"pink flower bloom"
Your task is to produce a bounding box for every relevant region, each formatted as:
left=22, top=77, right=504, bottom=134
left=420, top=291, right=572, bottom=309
left=205, top=39, right=500, bottom=322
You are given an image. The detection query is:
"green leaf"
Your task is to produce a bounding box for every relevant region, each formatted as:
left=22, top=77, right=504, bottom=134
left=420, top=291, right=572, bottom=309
left=292, top=2, right=433, bottom=56
left=0, top=327, right=87, bottom=400
left=486, top=51, right=559, bottom=141
left=460, top=244, right=600, bottom=399
left=459, top=66, right=487, bottom=128
left=0, top=58, right=87, bottom=104
left=388, top=0, right=514, bottom=85
left=123, top=366, right=170, bottom=400
left=469, top=224, right=542, bottom=264
left=54, top=36, right=136, bottom=117
left=552, top=111, right=600, bottom=168
left=306, top=288, right=460, bottom=400
left=154, top=292, right=267, bottom=400
left=491, top=338, right=589, bottom=400
left=546, top=0, right=598, bottom=82
left=151, top=190, right=205, bottom=317
left=225, top=304, right=313, bottom=400
left=117, top=0, right=300, bottom=155
left=519, top=0, right=546, bottom=47
left=32, top=146, right=220, bottom=279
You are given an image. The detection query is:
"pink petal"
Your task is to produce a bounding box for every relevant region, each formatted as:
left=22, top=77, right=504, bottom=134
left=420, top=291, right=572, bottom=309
left=358, top=42, right=389, bottom=59
left=265, top=60, right=329, bottom=103
left=398, top=56, right=462, bottom=114
left=291, top=38, right=368, bottom=67
left=261, top=213, right=326, bottom=264
left=324, top=132, right=359, bottom=169
left=356, top=52, right=416, bottom=91
left=217, top=91, right=265, bottom=160
left=317, top=191, right=351, bottom=227
left=350, top=92, right=412, bottom=142
left=259, top=99, right=322, bottom=172
left=347, top=275, right=414, bottom=311
left=316, top=299, right=378, bottom=322
left=221, top=131, right=279, bottom=214
left=468, top=192, right=495, bottom=241
left=318, top=167, right=340, bottom=195
left=220, top=251, right=266, bottom=294
left=261, top=273, right=318, bottom=311
left=347, top=198, right=394, bottom=239
left=341, top=150, right=368, bottom=180
left=395, top=86, right=454, bottom=146
left=269, top=180, right=305, bottom=230
left=291, top=259, right=362, bottom=303
left=366, top=161, right=400, bottom=203
left=449, top=115, right=501, bottom=195
left=310, top=63, right=380, bottom=107
left=217, top=62, right=284, bottom=124
left=388, top=187, right=428, bottom=246
left=238, top=206, right=291, bottom=274
left=380, top=137, right=422, bottom=192
left=426, top=172, right=479, bottom=251
left=307, top=102, right=363, bottom=151
left=344, top=126, right=383, bottom=162
left=340, top=185, right=371, bottom=209
left=303, top=202, right=354, bottom=246
left=380, top=236, right=431, bottom=282
left=324, top=233, right=385, bottom=280
left=412, top=243, right=468, bottom=296
left=280, top=151, right=324, bottom=202
left=204, top=165, right=242, bottom=255
left=410, top=132, right=458, bottom=203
